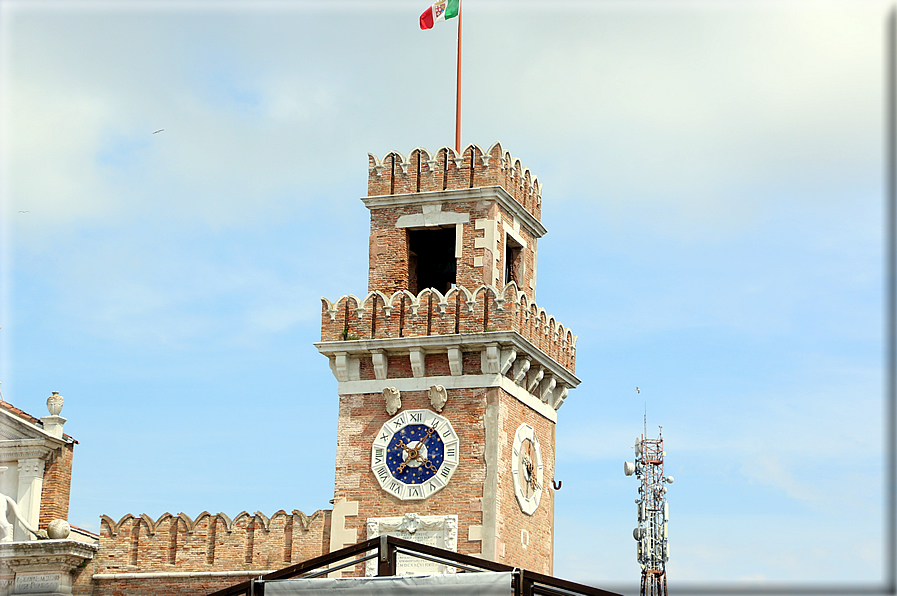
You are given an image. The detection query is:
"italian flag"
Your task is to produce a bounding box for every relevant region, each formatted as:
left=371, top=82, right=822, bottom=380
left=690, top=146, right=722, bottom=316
left=420, top=0, right=459, bottom=30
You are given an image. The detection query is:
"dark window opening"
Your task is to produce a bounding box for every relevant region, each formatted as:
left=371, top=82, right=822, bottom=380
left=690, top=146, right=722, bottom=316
left=408, top=227, right=456, bottom=294
left=505, top=235, right=523, bottom=287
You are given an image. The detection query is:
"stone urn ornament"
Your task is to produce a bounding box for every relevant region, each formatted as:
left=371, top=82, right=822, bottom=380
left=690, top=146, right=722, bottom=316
left=46, top=391, right=64, bottom=416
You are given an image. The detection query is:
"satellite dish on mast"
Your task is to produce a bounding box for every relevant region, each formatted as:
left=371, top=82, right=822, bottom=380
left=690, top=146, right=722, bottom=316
left=624, top=461, right=636, bottom=476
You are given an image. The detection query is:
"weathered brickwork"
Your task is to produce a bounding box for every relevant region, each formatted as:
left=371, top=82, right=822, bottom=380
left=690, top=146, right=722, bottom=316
left=366, top=196, right=540, bottom=296
left=367, top=143, right=541, bottom=221
left=333, top=388, right=488, bottom=560
left=493, top=390, right=556, bottom=574
left=319, top=143, right=577, bottom=577
left=38, top=441, right=73, bottom=528
left=72, top=510, right=331, bottom=596
left=93, top=510, right=329, bottom=571
left=321, top=284, right=576, bottom=373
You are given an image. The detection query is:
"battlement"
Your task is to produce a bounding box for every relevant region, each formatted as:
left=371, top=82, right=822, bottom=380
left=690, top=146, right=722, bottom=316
left=94, top=509, right=330, bottom=573
left=320, top=283, right=576, bottom=374
left=368, top=142, right=542, bottom=222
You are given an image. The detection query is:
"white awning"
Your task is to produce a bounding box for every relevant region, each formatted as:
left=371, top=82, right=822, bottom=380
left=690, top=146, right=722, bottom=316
left=263, top=571, right=513, bottom=596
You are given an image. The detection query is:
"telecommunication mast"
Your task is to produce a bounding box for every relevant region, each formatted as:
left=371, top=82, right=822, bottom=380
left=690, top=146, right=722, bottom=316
left=624, top=419, right=673, bottom=596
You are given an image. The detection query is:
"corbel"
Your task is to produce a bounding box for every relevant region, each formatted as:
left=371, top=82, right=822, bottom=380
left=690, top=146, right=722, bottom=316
left=447, top=345, right=463, bottom=376
left=527, top=366, right=544, bottom=394
left=409, top=348, right=425, bottom=378
left=481, top=343, right=500, bottom=374
left=512, top=358, right=531, bottom=385
left=371, top=350, right=388, bottom=380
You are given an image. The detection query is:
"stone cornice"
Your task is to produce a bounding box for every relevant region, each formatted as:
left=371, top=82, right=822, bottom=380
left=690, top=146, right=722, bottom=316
left=315, top=331, right=579, bottom=419
left=0, top=409, right=67, bottom=446
left=0, top=539, right=97, bottom=572
left=315, top=331, right=579, bottom=389
left=361, top=186, right=548, bottom=239
left=0, top=439, right=58, bottom=463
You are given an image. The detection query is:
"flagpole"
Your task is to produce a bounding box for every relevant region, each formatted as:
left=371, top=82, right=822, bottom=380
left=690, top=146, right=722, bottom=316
left=454, top=0, right=462, bottom=153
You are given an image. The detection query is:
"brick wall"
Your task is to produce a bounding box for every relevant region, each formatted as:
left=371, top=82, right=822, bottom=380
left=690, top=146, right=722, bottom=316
left=73, top=509, right=331, bottom=596
left=332, top=385, right=557, bottom=575
left=38, top=441, right=73, bottom=527
left=494, top=390, right=556, bottom=574
left=367, top=142, right=542, bottom=222
left=333, top=388, right=490, bottom=563
left=366, top=193, right=539, bottom=296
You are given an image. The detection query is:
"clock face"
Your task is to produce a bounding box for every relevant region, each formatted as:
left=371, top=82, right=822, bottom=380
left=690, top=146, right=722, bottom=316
left=371, top=409, right=460, bottom=500
left=512, top=423, right=543, bottom=515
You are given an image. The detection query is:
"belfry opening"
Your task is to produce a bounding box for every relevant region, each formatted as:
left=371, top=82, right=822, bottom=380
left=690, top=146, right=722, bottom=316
left=408, top=227, right=457, bottom=294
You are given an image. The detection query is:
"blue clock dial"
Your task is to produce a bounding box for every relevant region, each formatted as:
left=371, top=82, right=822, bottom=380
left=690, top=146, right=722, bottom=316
left=385, top=424, right=445, bottom=484
left=372, top=409, right=460, bottom=501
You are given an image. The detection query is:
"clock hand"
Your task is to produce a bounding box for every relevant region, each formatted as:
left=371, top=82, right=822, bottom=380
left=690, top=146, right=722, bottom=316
left=417, top=425, right=437, bottom=447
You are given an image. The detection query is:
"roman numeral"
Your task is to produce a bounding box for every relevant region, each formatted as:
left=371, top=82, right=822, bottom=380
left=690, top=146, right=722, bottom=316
left=410, top=412, right=422, bottom=422
left=375, top=466, right=389, bottom=481
left=374, top=448, right=384, bottom=465
left=446, top=446, right=456, bottom=458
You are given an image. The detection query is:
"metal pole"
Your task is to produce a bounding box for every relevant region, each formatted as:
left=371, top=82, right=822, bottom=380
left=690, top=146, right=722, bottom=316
left=454, top=0, right=462, bottom=153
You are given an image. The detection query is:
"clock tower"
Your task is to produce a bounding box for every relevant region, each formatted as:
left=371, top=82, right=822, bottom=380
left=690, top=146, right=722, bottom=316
left=315, top=142, right=579, bottom=575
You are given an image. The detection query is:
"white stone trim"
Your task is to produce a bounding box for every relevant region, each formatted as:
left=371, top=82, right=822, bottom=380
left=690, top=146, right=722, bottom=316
left=395, top=205, right=470, bottom=229
left=447, top=346, right=462, bottom=376
left=468, top=525, right=483, bottom=542
left=329, top=374, right=558, bottom=423
left=474, top=218, right=499, bottom=286
left=362, top=186, right=547, bottom=239
left=315, top=331, right=579, bottom=416
left=328, top=498, right=359, bottom=577
left=371, top=350, right=388, bottom=380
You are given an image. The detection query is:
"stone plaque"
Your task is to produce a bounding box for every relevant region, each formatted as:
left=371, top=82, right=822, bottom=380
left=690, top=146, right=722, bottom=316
left=365, top=513, right=458, bottom=576
left=14, top=573, right=61, bottom=594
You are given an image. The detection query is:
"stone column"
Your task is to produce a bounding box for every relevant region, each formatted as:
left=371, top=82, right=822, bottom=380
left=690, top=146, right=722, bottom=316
left=14, top=460, right=44, bottom=542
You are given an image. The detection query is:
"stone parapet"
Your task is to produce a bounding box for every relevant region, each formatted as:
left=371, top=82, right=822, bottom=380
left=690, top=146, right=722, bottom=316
left=367, top=142, right=542, bottom=222
left=320, top=284, right=576, bottom=374
left=92, top=509, right=330, bottom=575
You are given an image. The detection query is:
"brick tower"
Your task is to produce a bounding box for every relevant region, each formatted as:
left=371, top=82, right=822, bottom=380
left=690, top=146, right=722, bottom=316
left=316, top=142, right=579, bottom=575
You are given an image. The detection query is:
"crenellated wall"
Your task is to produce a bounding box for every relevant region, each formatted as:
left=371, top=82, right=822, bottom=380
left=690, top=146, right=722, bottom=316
left=92, top=509, right=330, bottom=574
left=368, top=142, right=542, bottom=222
left=320, top=283, right=576, bottom=373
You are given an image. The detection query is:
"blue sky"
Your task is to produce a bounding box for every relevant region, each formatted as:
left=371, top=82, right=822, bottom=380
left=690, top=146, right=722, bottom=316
left=0, top=0, right=890, bottom=592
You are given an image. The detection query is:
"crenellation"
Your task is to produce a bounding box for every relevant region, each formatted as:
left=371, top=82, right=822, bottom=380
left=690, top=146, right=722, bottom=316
left=368, top=143, right=542, bottom=220
left=320, top=285, right=576, bottom=373
left=93, top=510, right=328, bottom=574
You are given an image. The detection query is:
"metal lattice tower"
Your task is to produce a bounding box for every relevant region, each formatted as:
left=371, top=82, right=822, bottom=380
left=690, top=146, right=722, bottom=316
left=624, top=421, right=673, bottom=596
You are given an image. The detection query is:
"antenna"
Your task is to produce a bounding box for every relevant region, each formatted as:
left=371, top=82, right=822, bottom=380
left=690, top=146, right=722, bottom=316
left=624, top=421, right=672, bottom=596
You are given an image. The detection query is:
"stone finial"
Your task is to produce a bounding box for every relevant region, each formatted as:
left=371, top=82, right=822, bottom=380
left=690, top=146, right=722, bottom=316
left=46, top=391, right=63, bottom=416
left=383, top=387, right=401, bottom=415
left=428, top=385, right=448, bottom=412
